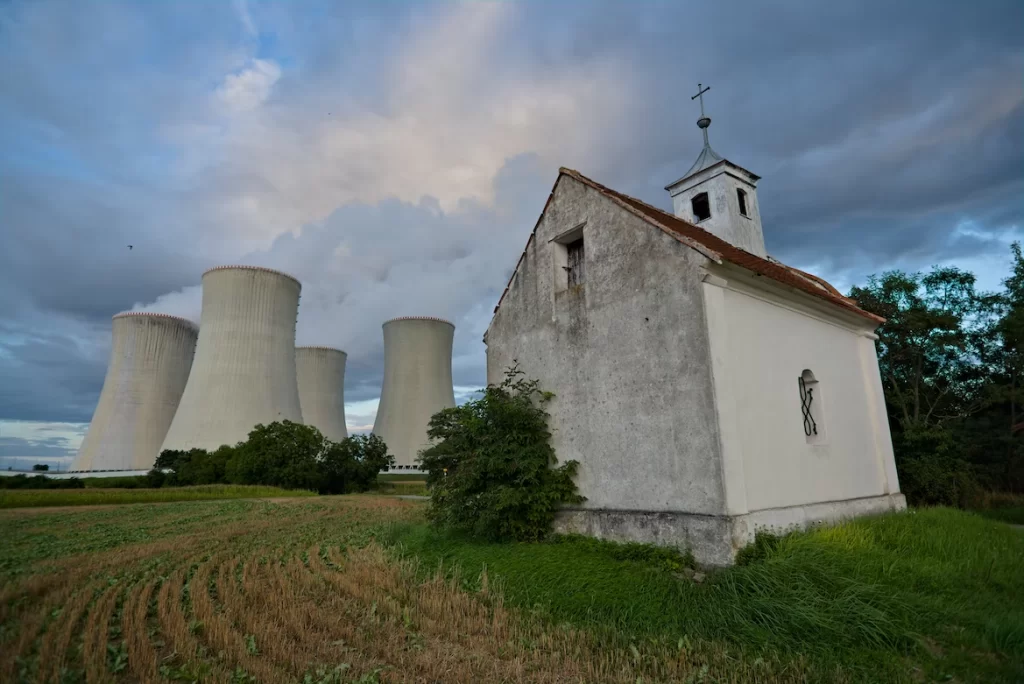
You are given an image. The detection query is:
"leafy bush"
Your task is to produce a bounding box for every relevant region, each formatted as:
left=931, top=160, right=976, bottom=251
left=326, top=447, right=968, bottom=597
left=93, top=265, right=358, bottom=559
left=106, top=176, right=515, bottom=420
left=31, top=464, right=49, bottom=471
left=227, top=420, right=326, bottom=491
left=154, top=448, right=215, bottom=487
left=319, top=433, right=394, bottom=494
left=419, top=364, right=585, bottom=542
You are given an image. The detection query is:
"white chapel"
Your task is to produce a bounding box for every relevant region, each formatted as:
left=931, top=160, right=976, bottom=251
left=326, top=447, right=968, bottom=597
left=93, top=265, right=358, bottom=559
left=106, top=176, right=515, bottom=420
left=483, top=85, right=906, bottom=566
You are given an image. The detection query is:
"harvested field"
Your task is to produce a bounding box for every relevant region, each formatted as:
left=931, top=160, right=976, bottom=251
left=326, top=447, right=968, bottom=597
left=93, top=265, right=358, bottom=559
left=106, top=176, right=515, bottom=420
left=2, top=497, right=1021, bottom=683
left=0, top=484, right=315, bottom=509
left=0, top=496, right=810, bottom=683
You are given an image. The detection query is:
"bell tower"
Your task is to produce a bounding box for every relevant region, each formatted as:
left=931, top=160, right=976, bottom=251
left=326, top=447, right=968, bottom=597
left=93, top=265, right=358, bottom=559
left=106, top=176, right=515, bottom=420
left=665, top=83, right=766, bottom=257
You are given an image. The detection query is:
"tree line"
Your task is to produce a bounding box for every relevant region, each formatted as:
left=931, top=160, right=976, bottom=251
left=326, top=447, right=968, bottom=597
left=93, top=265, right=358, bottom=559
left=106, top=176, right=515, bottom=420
left=849, top=242, right=1024, bottom=506
left=150, top=421, right=393, bottom=494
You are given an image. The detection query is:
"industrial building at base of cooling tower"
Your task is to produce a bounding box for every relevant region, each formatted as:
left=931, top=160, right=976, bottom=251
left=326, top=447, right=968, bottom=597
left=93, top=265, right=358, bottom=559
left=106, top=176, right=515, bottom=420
left=71, top=312, right=198, bottom=471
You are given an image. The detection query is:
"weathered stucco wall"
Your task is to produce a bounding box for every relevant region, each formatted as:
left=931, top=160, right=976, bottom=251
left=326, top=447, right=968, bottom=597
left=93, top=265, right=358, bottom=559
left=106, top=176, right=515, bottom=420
left=486, top=176, right=725, bottom=516
left=701, top=267, right=901, bottom=513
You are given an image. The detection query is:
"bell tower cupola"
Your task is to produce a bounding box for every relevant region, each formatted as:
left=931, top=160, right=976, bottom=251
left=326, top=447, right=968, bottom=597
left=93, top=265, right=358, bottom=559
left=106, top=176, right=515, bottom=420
left=665, top=83, right=766, bottom=257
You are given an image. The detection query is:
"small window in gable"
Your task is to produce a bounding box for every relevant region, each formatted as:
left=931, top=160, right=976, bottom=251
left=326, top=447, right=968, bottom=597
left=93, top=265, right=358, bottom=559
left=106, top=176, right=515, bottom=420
left=737, top=188, right=749, bottom=217
left=551, top=221, right=586, bottom=293
left=798, top=370, right=826, bottom=445
left=566, top=237, right=585, bottom=286
left=691, top=192, right=711, bottom=222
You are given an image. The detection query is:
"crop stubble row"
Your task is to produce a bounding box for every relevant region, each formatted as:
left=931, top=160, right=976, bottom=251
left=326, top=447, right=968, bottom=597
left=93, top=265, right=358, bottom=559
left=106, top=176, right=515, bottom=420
left=0, top=497, right=793, bottom=683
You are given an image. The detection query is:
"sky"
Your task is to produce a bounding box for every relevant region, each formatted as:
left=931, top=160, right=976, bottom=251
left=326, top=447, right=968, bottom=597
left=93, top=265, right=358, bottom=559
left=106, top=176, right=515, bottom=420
left=1, top=0, right=1022, bottom=470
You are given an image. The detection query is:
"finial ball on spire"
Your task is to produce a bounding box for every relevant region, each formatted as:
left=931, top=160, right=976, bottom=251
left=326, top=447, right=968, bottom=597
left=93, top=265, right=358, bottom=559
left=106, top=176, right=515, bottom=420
left=692, top=82, right=713, bottom=144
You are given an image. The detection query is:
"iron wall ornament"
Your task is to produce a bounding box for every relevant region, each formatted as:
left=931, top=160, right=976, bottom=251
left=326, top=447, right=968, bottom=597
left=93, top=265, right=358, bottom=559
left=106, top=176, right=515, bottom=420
left=798, top=375, right=818, bottom=437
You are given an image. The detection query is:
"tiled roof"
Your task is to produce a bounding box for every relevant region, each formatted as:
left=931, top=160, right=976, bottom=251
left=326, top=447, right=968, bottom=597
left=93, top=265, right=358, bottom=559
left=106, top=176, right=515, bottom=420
left=491, top=168, right=883, bottom=325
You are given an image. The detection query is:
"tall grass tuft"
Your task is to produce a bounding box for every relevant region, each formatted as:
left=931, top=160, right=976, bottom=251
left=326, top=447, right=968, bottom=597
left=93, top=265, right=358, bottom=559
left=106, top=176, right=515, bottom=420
left=389, top=507, right=1024, bottom=681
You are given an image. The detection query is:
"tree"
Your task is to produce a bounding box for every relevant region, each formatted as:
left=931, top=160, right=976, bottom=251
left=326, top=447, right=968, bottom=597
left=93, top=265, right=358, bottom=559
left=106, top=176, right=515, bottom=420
left=972, top=241, right=1024, bottom=491
left=319, top=434, right=394, bottom=494
left=419, top=364, right=585, bottom=541
left=850, top=267, right=997, bottom=433
left=850, top=265, right=1001, bottom=504
left=32, top=464, right=49, bottom=472
left=226, top=420, right=326, bottom=491
left=155, top=448, right=217, bottom=486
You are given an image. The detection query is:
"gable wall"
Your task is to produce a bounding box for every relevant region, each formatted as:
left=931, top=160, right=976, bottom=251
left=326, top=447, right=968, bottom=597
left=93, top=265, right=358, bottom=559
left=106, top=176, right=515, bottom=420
left=486, top=176, right=726, bottom=516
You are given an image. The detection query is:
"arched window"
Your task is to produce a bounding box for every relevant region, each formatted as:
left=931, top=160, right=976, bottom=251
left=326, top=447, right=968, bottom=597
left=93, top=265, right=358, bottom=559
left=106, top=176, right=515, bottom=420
left=737, top=188, right=749, bottom=217
left=691, top=192, right=711, bottom=222
left=798, top=370, right=825, bottom=444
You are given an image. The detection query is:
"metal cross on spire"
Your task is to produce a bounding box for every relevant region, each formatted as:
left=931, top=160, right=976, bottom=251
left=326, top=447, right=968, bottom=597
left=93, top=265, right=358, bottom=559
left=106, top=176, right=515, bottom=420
left=691, top=82, right=712, bottom=145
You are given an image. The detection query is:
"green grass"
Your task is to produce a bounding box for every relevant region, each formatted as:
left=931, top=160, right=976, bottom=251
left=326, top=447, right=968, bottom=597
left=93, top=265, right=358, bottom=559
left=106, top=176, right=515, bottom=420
left=387, top=507, right=1024, bottom=682
left=0, top=484, right=315, bottom=509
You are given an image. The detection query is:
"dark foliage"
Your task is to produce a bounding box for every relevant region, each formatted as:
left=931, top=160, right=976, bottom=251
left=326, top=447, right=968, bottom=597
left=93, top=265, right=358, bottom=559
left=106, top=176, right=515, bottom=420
left=419, top=364, right=585, bottom=542
left=0, top=475, right=84, bottom=489
left=153, top=422, right=395, bottom=495
left=226, top=420, right=327, bottom=491
left=850, top=243, right=1024, bottom=505
left=31, top=464, right=49, bottom=471
left=319, top=433, right=394, bottom=494
left=155, top=447, right=234, bottom=486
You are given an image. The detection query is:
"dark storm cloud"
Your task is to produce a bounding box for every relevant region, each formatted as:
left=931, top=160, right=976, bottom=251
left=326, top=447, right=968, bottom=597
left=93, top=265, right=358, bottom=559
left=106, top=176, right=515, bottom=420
left=0, top=316, right=108, bottom=423
left=524, top=0, right=1024, bottom=275
left=1, top=0, right=1021, bottom=430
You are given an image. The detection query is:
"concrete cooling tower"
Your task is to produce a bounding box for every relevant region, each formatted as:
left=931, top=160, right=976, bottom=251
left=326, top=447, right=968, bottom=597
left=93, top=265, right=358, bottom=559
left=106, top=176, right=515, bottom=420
left=296, top=346, right=348, bottom=442
left=161, top=266, right=303, bottom=452
left=71, top=313, right=198, bottom=471
left=372, top=317, right=456, bottom=467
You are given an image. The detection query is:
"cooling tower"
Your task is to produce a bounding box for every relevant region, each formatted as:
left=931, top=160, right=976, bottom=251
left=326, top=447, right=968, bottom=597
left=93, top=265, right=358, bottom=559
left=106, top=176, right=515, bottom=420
left=296, top=346, right=348, bottom=442
left=372, top=317, right=456, bottom=467
left=71, top=313, right=198, bottom=471
left=160, top=265, right=303, bottom=452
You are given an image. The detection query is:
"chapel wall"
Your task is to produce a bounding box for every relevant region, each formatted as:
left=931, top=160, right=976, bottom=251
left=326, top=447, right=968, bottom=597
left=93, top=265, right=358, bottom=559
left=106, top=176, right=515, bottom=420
left=714, top=284, right=894, bottom=511
left=486, top=176, right=727, bottom=516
